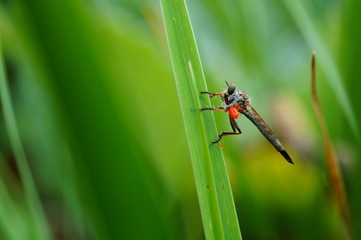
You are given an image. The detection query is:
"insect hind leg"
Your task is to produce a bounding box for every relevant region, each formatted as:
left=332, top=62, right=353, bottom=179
left=212, top=117, right=242, bottom=143
left=230, top=116, right=242, bottom=134
left=212, top=131, right=241, bottom=143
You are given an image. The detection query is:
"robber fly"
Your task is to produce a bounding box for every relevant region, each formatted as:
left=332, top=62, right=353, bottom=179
left=201, top=83, right=293, bottom=164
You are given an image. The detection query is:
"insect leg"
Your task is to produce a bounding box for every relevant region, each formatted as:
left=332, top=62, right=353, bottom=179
left=212, top=117, right=242, bottom=143
left=230, top=117, right=242, bottom=134
left=230, top=115, right=237, bottom=132
left=200, top=106, right=227, bottom=112
left=200, top=91, right=225, bottom=99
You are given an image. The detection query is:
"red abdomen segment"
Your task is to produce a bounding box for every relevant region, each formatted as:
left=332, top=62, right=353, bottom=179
left=228, top=106, right=239, bottom=119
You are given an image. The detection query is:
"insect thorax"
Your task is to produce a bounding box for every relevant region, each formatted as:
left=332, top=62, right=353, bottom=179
left=227, top=90, right=250, bottom=107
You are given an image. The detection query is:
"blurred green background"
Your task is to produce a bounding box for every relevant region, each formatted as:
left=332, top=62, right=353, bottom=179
left=0, top=0, right=360, bottom=239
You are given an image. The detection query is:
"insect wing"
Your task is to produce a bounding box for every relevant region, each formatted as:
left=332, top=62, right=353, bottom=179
left=241, top=105, right=278, bottom=144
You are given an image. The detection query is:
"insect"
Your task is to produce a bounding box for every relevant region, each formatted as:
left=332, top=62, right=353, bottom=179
left=201, top=82, right=294, bottom=164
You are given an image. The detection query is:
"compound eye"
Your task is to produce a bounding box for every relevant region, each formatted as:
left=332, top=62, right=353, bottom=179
left=227, top=84, right=236, bottom=95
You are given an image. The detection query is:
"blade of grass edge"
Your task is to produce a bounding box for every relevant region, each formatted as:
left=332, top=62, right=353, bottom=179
left=0, top=38, right=51, bottom=240
left=159, top=0, right=242, bottom=239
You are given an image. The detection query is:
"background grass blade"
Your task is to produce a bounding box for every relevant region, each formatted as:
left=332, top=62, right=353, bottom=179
left=0, top=37, right=51, bottom=240
left=159, top=0, right=242, bottom=239
left=16, top=0, right=175, bottom=239
left=311, top=53, right=351, bottom=240
left=282, top=0, right=359, bottom=140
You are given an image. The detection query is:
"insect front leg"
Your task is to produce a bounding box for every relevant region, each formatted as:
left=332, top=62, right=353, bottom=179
left=200, top=91, right=225, bottom=99
left=211, top=117, right=242, bottom=143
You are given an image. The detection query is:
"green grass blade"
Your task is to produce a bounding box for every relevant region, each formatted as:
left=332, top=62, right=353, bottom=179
left=16, top=0, right=176, bottom=238
left=159, top=0, right=242, bottom=239
left=282, top=0, right=360, bottom=140
left=0, top=38, right=51, bottom=239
